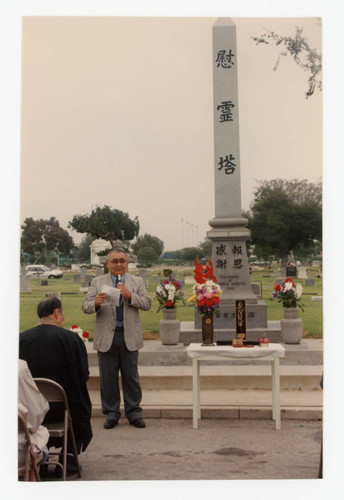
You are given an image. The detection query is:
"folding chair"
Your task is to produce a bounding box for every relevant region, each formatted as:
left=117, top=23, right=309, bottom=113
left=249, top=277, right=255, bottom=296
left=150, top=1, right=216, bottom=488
left=18, top=412, right=43, bottom=481
left=33, top=378, right=81, bottom=481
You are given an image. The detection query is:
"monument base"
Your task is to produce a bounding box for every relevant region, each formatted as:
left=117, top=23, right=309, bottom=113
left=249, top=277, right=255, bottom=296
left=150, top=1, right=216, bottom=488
left=194, top=301, right=268, bottom=330
left=180, top=320, right=282, bottom=345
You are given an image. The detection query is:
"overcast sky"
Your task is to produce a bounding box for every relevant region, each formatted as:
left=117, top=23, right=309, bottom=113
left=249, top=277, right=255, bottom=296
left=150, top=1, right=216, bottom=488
left=19, top=16, right=322, bottom=251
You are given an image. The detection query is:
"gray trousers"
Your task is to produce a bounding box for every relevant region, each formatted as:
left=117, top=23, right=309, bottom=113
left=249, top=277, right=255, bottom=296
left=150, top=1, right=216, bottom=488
left=97, top=328, right=142, bottom=422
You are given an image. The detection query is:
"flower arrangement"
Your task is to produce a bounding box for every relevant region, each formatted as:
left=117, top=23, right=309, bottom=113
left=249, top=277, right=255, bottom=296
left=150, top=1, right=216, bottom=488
left=156, top=278, right=185, bottom=312
left=70, top=324, right=90, bottom=342
left=187, top=257, right=222, bottom=315
left=272, top=279, right=305, bottom=311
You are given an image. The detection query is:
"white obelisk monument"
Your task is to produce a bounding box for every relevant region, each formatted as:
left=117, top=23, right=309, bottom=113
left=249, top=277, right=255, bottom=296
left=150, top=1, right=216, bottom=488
left=191, top=18, right=281, bottom=341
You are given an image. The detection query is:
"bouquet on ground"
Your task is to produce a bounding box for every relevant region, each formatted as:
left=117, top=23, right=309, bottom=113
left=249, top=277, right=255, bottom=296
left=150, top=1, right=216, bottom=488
left=70, top=324, right=90, bottom=343
left=156, top=278, right=185, bottom=312
left=187, top=257, right=222, bottom=315
left=272, top=278, right=305, bottom=311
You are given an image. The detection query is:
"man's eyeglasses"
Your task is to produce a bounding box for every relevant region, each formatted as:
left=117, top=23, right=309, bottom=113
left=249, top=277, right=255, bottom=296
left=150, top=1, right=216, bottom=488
left=108, top=258, right=127, bottom=264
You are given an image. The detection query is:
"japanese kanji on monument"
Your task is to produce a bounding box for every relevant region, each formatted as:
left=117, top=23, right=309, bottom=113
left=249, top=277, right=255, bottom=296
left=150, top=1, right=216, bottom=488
left=181, top=18, right=282, bottom=343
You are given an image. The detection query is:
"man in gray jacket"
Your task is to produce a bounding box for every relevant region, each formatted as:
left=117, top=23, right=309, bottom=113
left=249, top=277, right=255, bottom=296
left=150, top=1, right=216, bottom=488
left=82, top=248, right=152, bottom=429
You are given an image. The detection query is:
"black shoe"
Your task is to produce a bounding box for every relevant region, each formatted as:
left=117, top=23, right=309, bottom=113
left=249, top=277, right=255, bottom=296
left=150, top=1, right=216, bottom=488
left=104, top=416, right=118, bottom=429
left=130, top=418, right=145, bottom=428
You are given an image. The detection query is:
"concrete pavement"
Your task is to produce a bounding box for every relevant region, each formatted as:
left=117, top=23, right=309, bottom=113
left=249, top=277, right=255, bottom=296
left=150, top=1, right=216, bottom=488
left=71, top=417, right=322, bottom=481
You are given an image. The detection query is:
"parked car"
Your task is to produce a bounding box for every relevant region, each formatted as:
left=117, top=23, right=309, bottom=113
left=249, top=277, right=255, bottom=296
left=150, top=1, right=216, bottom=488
left=25, top=265, right=63, bottom=279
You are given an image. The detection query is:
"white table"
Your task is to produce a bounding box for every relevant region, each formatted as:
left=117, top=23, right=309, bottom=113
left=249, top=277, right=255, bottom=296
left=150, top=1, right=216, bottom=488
left=186, top=343, right=286, bottom=430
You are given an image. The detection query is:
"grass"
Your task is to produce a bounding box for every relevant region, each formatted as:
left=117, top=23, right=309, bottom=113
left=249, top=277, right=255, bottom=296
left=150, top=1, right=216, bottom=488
left=19, top=267, right=323, bottom=340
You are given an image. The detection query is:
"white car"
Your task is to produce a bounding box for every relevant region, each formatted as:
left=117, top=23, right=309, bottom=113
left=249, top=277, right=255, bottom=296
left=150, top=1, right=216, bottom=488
left=25, top=265, right=63, bottom=279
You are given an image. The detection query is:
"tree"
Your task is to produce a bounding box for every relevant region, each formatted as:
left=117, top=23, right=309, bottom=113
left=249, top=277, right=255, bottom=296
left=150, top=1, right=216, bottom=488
left=252, top=25, right=322, bottom=98
left=247, top=179, right=322, bottom=266
left=21, top=217, right=74, bottom=263
left=69, top=205, right=139, bottom=249
left=77, top=234, right=96, bottom=263
left=137, top=247, right=159, bottom=266
left=182, top=247, right=204, bottom=263
left=132, top=233, right=164, bottom=257
left=198, top=239, right=212, bottom=258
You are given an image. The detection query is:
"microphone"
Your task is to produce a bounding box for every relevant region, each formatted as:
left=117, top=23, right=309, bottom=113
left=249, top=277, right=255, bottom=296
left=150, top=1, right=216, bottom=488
left=117, top=274, right=122, bottom=283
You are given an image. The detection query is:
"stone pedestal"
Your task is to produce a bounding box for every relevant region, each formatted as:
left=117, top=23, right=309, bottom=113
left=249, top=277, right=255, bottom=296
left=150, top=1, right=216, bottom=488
left=281, top=308, right=303, bottom=344
left=159, top=308, right=181, bottom=345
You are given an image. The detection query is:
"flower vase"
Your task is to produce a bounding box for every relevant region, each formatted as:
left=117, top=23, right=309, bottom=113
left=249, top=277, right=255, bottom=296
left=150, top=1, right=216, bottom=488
left=281, top=307, right=303, bottom=344
left=159, top=308, right=180, bottom=345
left=201, top=312, right=215, bottom=346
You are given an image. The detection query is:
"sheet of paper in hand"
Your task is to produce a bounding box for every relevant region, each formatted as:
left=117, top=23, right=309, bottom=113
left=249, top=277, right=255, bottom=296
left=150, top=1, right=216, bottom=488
left=102, top=285, right=121, bottom=306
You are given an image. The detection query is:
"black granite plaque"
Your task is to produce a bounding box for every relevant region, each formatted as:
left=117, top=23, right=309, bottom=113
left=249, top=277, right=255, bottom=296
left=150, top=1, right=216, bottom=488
left=235, top=299, right=246, bottom=339
left=286, top=265, right=297, bottom=278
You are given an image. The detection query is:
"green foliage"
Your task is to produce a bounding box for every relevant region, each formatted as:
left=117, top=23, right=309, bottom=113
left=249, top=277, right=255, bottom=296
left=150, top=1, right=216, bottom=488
left=198, top=239, right=212, bottom=258
left=163, top=269, right=173, bottom=278
left=21, top=217, right=74, bottom=263
left=252, top=25, right=322, bottom=98
left=76, top=234, right=96, bottom=263
left=69, top=205, right=139, bottom=247
left=137, top=247, right=159, bottom=265
left=247, top=179, right=322, bottom=265
left=181, top=247, right=204, bottom=263
left=132, top=233, right=164, bottom=256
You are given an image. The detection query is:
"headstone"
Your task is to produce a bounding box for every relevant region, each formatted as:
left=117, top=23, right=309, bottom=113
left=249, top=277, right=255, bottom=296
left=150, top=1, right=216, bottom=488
left=184, top=276, right=194, bottom=285
left=73, top=274, right=81, bottom=283
left=312, top=260, right=321, bottom=268
left=85, top=274, right=94, bottom=286
left=96, top=268, right=103, bottom=277
left=41, top=280, right=48, bottom=286
left=251, top=283, right=260, bottom=297
left=297, top=265, right=308, bottom=279
left=45, top=292, right=61, bottom=299
left=286, top=265, right=297, bottom=278
left=138, top=269, right=148, bottom=288
left=305, top=278, right=315, bottom=287
left=273, top=270, right=280, bottom=277
left=80, top=268, right=87, bottom=278
left=201, top=18, right=267, bottom=332
left=20, top=267, right=31, bottom=292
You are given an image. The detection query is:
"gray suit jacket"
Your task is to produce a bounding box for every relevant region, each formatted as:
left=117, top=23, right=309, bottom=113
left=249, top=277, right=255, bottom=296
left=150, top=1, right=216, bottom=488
left=82, top=272, right=152, bottom=352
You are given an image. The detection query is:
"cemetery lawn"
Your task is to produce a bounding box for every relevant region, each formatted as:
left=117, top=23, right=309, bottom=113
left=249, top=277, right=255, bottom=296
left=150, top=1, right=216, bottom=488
left=19, top=268, right=323, bottom=339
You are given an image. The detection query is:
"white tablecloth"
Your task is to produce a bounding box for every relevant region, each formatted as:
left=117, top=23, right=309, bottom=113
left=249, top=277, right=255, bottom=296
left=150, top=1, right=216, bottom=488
left=186, top=343, right=285, bottom=359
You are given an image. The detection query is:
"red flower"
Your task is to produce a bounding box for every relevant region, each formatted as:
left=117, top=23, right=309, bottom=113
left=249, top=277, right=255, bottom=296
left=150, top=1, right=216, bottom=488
left=274, top=284, right=282, bottom=291
left=71, top=324, right=78, bottom=329
left=82, top=331, right=90, bottom=339
left=285, top=278, right=294, bottom=286
left=165, top=300, right=173, bottom=307
left=194, top=258, right=206, bottom=284
left=163, top=280, right=170, bottom=284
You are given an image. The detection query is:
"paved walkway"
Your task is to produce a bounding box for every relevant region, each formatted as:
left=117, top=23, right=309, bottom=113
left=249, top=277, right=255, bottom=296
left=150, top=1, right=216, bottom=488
left=67, top=417, right=322, bottom=481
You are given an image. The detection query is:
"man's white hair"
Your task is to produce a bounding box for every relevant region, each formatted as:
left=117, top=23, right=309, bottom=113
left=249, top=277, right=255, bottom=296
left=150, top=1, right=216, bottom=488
left=106, top=248, right=128, bottom=260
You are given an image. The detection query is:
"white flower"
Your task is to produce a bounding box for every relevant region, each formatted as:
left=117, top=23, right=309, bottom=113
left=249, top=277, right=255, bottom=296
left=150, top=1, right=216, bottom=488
left=284, top=282, right=293, bottom=291
left=295, top=283, right=303, bottom=298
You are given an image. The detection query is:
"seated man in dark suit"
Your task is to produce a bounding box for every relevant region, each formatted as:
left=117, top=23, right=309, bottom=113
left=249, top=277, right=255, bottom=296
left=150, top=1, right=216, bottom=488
left=19, top=297, right=93, bottom=475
